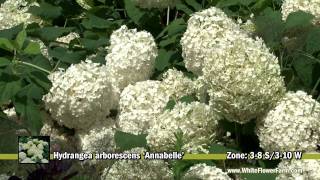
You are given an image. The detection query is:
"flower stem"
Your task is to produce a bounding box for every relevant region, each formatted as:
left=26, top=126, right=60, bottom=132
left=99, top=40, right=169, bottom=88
left=167, top=6, right=170, bottom=26
left=18, top=61, right=51, bottom=74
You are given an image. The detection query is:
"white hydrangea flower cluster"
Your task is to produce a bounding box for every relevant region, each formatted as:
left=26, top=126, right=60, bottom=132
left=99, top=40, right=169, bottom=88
left=257, top=91, right=320, bottom=152
left=132, top=0, right=178, bottom=9
left=76, top=0, right=94, bottom=10
left=106, top=25, right=157, bottom=92
left=276, top=157, right=320, bottom=180
left=183, top=163, right=231, bottom=180
left=203, top=35, right=286, bottom=123
left=180, top=7, right=240, bottom=75
left=281, top=0, right=320, bottom=22
left=19, top=138, right=49, bottom=163
left=118, top=80, right=170, bottom=135
left=101, top=148, right=172, bottom=180
left=0, top=0, right=40, bottom=30
left=160, top=68, right=195, bottom=100
left=182, top=7, right=286, bottom=123
left=43, top=60, right=116, bottom=130
left=147, top=102, right=220, bottom=153
left=119, top=69, right=197, bottom=135
left=77, top=118, right=116, bottom=154
left=3, top=107, right=18, bottom=121
left=56, top=32, right=80, bottom=44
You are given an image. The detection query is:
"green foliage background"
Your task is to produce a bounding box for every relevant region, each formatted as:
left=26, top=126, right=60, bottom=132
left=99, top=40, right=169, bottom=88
left=0, top=0, right=319, bottom=179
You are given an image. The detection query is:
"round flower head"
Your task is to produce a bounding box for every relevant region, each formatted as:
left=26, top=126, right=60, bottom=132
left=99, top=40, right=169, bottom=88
left=182, top=7, right=285, bottom=123
left=277, top=156, right=320, bottom=180
left=147, top=102, right=220, bottom=153
left=0, top=0, right=41, bottom=30
left=160, top=68, right=195, bottom=100
left=203, top=34, right=286, bottom=124
left=181, top=7, right=240, bottom=75
left=43, top=60, right=116, bottom=130
left=131, top=0, right=178, bottom=9
left=101, top=148, right=172, bottom=180
left=77, top=118, right=116, bottom=154
left=118, top=80, right=170, bottom=135
left=183, top=163, right=231, bottom=180
left=257, top=91, right=320, bottom=152
left=106, top=25, right=157, bottom=91
left=282, top=0, right=320, bottom=22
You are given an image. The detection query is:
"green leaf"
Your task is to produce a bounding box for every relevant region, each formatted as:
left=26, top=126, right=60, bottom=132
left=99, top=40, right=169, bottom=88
left=24, top=41, right=41, bottom=55
left=80, top=37, right=108, bottom=50
left=0, top=117, right=22, bottom=153
left=114, top=131, right=147, bottom=151
left=209, top=143, right=239, bottom=153
left=27, top=27, right=73, bottom=42
left=305, top=28, right=320, bottom=54
left=17, top=83, right=44, bottom=101
left=240, top=173, right=277, bottom=180
left=174, top=129, right=184, bottom=151
left=155, top=49, right=175, bottom=71
left=124, top=0, right=145, bottom=25
left=185, top=0, right=202, bottom=11
left=254, top=8, right=284, bottom=49
left=0, top=38, right=14, bottom=51
left=239, top=0, right=256, bottom=6
left=48, top=46, right=86, bottom=64
left=28, top=2, right=62, bottom=20
left=179, top=95, right=196, bottom=104
left=15, top=29, right=26, bottom=49
left=82, top=14, right=114, bottom=29
left=176, top=3, right=194, bottom=15
left=285, top=11, right=314, bottom=30
left=0, top=24, right=24, bottom=40
left=165, top=99, right=176, bottom=110
left=0, top=57, right=11, bottom=67
left=0, top=74, right=22, bottom=104
left=30, top=54, right=53, bottom=72
left=159, top=34, right=179, bottom=47
left=27, top=71, right=52, bottom=91
left=13, top=96, right=43, bottom=135
left=216, top=0, right=240, bottom=7
left=292, top=53, right=318, bottom=87
left=157, top=18, right=186, bottom=39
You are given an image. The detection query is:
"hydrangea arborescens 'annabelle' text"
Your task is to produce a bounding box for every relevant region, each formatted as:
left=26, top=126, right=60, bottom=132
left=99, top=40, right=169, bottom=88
left=106, top=25, right=157, bottom=92
left=257, top=91, right=320, bottom=152
left=43, top=60, right=116, bottom=130
left=147, top=102, right=220, bottom=153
